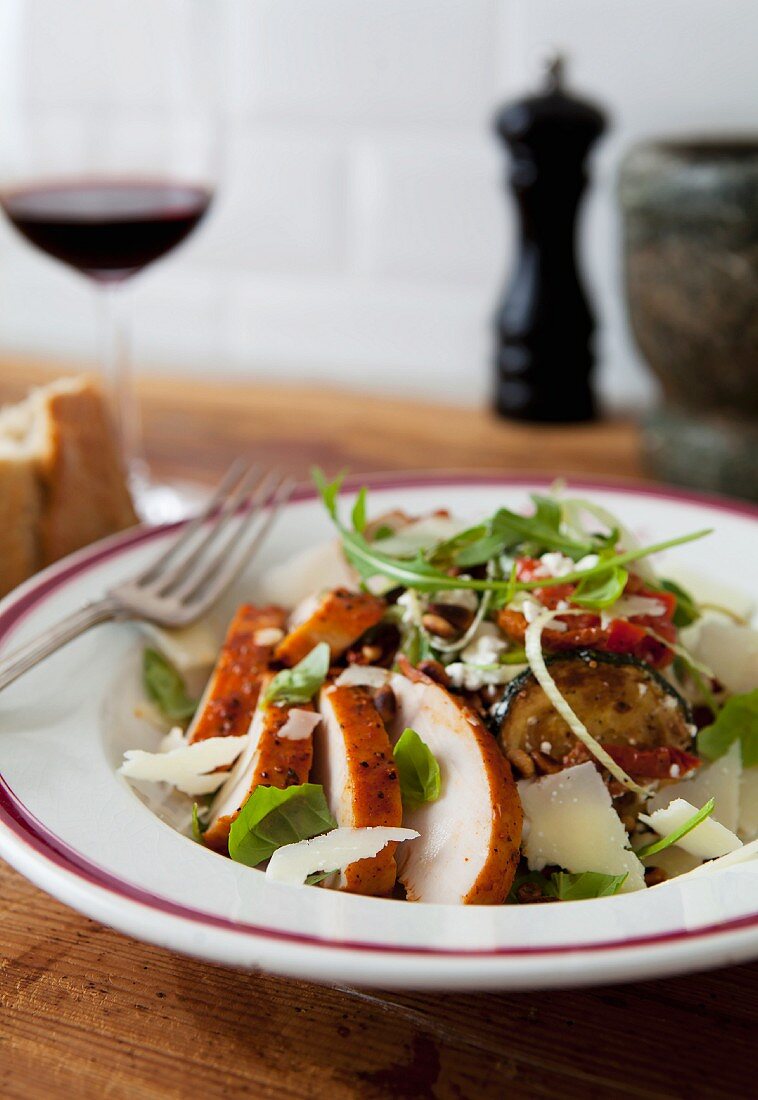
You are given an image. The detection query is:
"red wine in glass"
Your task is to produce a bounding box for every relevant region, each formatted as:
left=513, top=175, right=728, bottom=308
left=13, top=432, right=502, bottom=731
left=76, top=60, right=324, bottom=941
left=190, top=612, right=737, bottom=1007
left=0, top=179, right=212, bottom=282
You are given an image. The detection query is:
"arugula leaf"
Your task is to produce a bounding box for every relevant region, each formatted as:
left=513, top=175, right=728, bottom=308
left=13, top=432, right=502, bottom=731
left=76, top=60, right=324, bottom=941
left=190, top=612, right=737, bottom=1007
left=572, top=563, right=629, bottom=610
left=311, top=466, right=345, bottom=520
left=351, top=487, right=368, bottom=534
left=311, top=469, right=712, bottom=597
left=551, top=871, right=628, bottom=900
left=263, top=642, right=330, bottom=706
left=659, top=579, right=700, bottom=628
left=393, top=728, right=441, bottom=811
left=517, top=530, right=713, bottom=593
left=228, top=783, right=338, bottom=867
left=636, top=798, right=716, bottom=860
left=401, top=625, right=435, bottom=665
left=191, top=802, right=207, bottom=843
left=427, top=523, right=490, bottom=566
left=490, top=505, right=594, bottom=560
left=143, top=648, right=197, bottom=723
left=698, top=690, right=758, bottom=768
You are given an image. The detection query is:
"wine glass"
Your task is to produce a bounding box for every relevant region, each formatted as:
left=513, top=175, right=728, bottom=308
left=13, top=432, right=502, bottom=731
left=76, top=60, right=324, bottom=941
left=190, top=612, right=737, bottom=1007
left=0, top=0, right=220, bottom=521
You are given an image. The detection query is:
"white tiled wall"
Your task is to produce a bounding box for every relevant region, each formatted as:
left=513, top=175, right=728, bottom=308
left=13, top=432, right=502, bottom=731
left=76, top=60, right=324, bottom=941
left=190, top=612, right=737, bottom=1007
left=0, top=0, right=755, bottom=410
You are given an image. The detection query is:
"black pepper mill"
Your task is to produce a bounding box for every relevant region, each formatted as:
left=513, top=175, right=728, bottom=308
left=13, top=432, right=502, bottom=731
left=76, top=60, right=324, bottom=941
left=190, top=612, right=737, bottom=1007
left=492, top=57, right=606, bottom=422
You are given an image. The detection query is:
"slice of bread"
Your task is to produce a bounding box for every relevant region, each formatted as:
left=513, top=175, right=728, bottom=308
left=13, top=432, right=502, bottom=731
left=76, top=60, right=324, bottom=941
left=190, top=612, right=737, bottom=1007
left=0, top=376, right=137, bottom=597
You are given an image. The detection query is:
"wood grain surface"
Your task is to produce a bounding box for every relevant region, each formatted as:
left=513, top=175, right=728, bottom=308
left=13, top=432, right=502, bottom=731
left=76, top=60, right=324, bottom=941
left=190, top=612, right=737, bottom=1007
left=0, top=357, right=755, bottom=1100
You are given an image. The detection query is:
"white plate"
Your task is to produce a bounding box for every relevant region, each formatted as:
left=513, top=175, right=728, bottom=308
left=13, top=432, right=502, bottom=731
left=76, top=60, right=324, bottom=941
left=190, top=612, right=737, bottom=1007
left=0, top=474, right=757, bottom=991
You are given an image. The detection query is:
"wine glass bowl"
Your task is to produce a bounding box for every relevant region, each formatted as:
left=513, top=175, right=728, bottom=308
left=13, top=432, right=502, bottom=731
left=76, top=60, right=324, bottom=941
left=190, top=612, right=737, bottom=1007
left=0, top=0, right=219, bottom=521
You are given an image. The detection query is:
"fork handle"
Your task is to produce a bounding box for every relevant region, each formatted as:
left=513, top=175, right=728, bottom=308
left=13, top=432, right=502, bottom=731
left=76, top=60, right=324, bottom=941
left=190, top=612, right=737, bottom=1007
left=0, top=597, right=121, bottom=692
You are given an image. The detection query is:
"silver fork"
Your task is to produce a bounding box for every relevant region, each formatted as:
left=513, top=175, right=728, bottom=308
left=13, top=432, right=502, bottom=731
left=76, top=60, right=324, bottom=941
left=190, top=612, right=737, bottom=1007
left=0, top=462, right=294, bottom=692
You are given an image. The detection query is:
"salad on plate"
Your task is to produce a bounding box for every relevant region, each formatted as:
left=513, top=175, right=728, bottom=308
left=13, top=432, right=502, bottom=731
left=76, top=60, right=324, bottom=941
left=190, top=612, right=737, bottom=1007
left=118, top=473, right=758, bottom=905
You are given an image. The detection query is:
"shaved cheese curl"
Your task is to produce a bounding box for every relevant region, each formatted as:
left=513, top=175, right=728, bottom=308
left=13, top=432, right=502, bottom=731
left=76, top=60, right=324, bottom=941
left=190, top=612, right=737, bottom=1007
left=524, top=608, right=646, bottom=794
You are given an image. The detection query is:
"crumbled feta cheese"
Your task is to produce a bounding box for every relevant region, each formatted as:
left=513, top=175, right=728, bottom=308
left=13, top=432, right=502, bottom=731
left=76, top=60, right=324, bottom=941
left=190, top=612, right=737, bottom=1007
left=575, top=554, right=600, bottom=573
left=253, top=627, right=285, bottom=646
left=446, top=661, right=527, bottom=692
left=670, top=764, right=680, bottom=778
left=540, top=741, right=552, bottom=754
left=397, top=589, right=425, bottom=624
left=460, top=622, right=507, bottom=665
left=539, top=552, right=575, bottom=577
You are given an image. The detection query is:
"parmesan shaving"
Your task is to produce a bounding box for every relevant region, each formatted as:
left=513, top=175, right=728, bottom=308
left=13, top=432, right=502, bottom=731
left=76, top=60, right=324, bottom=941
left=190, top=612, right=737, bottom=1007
left=524, top=608, right=645, bottom=794
left=265, top=826, right=419, bottom=886
left=518, top=763, right=646, bottom=891
left=276, top=709, right=322, bottom=741
left=119, top=735, right=249, bottom=796
left=639, top=799, right=743, bottom=860
left=335, top=665, right=390, bottom=688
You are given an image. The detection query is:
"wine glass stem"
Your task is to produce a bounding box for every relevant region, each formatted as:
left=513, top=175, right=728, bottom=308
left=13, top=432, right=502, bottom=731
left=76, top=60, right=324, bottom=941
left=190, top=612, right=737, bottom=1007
left=98, top=282, right=147, bottom=491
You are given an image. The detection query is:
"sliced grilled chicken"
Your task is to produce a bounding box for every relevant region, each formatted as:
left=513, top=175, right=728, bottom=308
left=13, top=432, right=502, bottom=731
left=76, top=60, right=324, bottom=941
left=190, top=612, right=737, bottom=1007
left=187, top=604, right=287, bottom=744
left=274, top=588, right=385, bottom=667
left=388, top=671, right=522, bottom=904
left=203, top=677, right=319, bottom=852
left=313, top=683, right=402, bottom=896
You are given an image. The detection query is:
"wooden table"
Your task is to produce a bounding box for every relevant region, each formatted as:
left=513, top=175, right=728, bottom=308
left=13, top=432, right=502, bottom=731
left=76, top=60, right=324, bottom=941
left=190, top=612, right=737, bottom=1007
left=1, top=360, right=755, bottom=1099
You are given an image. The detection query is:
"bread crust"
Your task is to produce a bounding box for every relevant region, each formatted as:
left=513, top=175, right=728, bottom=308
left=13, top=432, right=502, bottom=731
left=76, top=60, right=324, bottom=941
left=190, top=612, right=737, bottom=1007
left=0, top=375, right=137, bottom=596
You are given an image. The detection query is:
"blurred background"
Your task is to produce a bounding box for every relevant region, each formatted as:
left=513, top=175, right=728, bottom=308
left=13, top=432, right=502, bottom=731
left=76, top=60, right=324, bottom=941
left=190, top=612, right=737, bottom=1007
left=0, top=0, right=755, bottom=414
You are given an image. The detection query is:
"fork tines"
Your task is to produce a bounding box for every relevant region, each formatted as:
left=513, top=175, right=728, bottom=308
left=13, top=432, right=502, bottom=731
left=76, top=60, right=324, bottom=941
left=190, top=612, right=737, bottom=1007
left=134, top=463, right=294, bottom=613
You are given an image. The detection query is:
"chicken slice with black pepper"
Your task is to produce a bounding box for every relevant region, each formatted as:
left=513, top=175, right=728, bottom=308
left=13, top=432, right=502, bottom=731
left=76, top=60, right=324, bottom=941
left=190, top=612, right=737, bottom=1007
left=313, top=683, right=402, bottom=896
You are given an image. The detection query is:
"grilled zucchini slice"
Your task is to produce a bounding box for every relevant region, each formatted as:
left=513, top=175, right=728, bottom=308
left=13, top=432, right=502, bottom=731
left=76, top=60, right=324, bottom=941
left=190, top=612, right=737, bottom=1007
left=490, top=649, right=692, bottom=763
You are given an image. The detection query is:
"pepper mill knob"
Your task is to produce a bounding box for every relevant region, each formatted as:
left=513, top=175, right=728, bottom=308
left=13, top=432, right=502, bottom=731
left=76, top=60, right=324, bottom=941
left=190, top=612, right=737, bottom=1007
left=492, top=56, right=606, bottom=422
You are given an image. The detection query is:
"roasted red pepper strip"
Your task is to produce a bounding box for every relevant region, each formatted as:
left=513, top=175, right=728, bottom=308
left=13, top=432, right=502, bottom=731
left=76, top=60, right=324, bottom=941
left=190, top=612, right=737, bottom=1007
left=563, top=743, right=701, bottom=781
left=498, top=557, right=678, bottom=667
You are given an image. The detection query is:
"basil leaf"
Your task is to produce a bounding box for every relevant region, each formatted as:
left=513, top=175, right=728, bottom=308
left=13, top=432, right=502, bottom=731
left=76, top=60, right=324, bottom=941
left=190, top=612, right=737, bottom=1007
left=143, top=648, right=197, bottom=723
left=550, top=871, right=628, bottom=900
left=263, top=642, right=330, bottom=706
left=572, top=564, right=629, bottom=610
left=351, top=487, right=368, bottom=534
left=228, top=783, right=338, bottom=867
left=394, top=728, right=441, bottom=811
left=636, top=798, right=716, bottom=860
left=659, top=578, right=701, bottom=628
left=698, top=690, right=758, bottom=768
